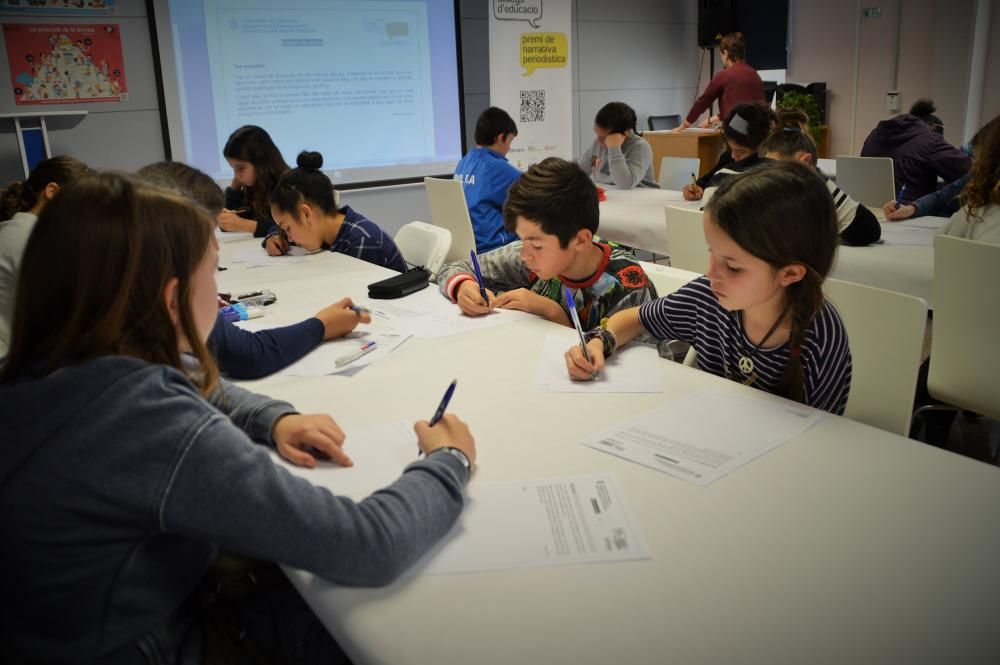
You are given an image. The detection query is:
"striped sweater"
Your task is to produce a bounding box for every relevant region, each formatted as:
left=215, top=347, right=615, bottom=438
left=638, top=277, right=852, bottom=414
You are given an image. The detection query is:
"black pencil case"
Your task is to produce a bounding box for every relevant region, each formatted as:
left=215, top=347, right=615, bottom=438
left=367, top=268, right=430, bottom=299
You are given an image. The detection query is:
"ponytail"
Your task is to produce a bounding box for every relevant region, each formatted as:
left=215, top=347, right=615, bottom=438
left=1, top=181, right=36, bottom=219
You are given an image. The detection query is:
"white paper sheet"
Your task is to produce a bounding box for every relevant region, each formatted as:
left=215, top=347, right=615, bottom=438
left=879, top=225, right=938, bottom=246
left=215, top=229, right=255, bottom=244
left=534, top=333, right=662, bottom=393
left=396, top=305, right=532, bottom=339
left=229, top=245, right=321, bottom=267
left=580, top=389, right=824, bottom=486
left=274, top=331, right=410, bottom=377
left=413, top=473, right=650, bottom=575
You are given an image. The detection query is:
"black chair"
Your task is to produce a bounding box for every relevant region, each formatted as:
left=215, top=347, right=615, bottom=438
left=647, top=114, right=682, bottom=131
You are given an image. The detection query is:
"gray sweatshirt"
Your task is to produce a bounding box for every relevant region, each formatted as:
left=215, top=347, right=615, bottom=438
left=578, top=133, right=658, bottom=189
left=0, top=356, right=468, bottom=663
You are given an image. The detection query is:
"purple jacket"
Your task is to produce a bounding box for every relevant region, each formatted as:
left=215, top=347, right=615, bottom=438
left=860, top=114, right=971, bottom=203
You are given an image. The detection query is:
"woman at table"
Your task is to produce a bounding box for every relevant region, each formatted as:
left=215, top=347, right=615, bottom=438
left=938, top=113, right=1000, bottom=244
left=268, top=151, right=408, bottom=272
left=218, top=124, right=290, bottom=237
left=138, top=160, right=374, bottom=380
left=0, top=171, right=477, bottom=663
left=676, top=32, right=765, bottom=131
left=578, top=101, right=659, bottom=189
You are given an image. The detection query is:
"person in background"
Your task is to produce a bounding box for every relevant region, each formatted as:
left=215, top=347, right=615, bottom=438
left=0, top=171, right=476, bottom=663
left=676, top=32, right=765, bottom=131
left=759, top=123, right=881, bottom=246
left=937, top=114, right=1000, bottom=244
left=454, top=106, right=523, bottom=252
left=0, top=155, right=91, bottom=362
left=683, top=102, right=775, bottom=200
left=218, top=125, right=290, bottom=237
left=882, top=115, right=1000, bottom=221
left=860, top=98, right=971, bottom=204
left=578, top=101, right=658, bottom=189
left=138, top=161, right=372, bottom=380
left=269, top=151, right=408, bottom=272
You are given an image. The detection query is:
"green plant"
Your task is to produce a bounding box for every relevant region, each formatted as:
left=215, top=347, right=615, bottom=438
left=777, top=91, right=822, bottom=142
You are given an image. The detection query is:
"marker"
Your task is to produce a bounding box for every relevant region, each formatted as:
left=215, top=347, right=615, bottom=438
left=469, top=250, right=490, bottom=307
left=429, top=379, right=457, bottom=427
left=564, top=286, right=598, bottom=380
left=335, top=340, right=377, bottom=367
left=894, top=184, right=907, bottom=210
left=690, top=172, right=699, bottom=188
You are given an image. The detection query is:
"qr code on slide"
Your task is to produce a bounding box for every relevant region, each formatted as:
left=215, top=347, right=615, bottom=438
left=520, top=89, right=545, bottom=123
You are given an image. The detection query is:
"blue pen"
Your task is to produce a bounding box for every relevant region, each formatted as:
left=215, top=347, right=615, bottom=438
left=894, top=184, right=907, bottom=210
left=564, top=287, right=598, bottom=380
left=469, top=250, right=490, bottom=306
left=429, top=379, right=457, bottom=427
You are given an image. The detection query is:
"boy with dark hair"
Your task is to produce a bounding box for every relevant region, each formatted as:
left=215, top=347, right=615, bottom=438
left=438, top=157, right=656, bottom=328
left=454, top=106, right=522, bottom=252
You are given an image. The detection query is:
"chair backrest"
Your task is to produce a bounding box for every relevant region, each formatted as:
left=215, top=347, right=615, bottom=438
left=927, top=235, right=1000, bottom=420
left=835, top=156, right=895, bottom=207
left=824, top=278, right=928, bottom=436
left=424, top=177, right=477, bottom=264
left=648, top=114, right=682, bottom=131
left=638, top=261, right=702, bottom=367
left=394, top=221, right=452, bottom=281
left=658, top=156, right=702, bottom=190
left=664, top=205, right=707, bottom=273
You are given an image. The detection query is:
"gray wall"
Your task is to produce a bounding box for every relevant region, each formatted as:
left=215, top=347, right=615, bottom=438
left=0, top=0, right=165, bottom=185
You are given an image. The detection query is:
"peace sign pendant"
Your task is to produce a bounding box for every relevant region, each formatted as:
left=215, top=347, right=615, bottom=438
left=738, top=355, right=755, bottom=374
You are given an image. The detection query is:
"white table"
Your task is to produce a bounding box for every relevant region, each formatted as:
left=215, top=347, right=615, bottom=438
left=831, top=216, right=945, bottom=307
left=598, top=187, right=700, bottom=254
left=217, top=237, right=1000, bottom=665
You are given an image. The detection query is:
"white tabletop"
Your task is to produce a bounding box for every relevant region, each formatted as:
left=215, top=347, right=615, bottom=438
left=831, top=216, right=945, bottom=307
left=598, top=187, right=700, bottom=254
left=217, top=236, right=999, bottom=665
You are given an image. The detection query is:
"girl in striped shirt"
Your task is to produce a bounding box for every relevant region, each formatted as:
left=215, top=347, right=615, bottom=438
left=565, top=160, right=852, bottom=414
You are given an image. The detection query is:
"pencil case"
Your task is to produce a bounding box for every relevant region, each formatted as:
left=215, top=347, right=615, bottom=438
left=367, top=268, right=430, bottom=299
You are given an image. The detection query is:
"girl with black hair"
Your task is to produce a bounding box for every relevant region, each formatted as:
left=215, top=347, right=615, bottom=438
left=577, top=101, right=658, bottom=189
left=218, top=125, right=290, bottom=237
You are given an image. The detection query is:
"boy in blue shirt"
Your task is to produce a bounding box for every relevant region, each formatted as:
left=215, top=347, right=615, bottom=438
left=439, top=158, right=657, bottom=329
left=454, top=107, right=523, bottom=252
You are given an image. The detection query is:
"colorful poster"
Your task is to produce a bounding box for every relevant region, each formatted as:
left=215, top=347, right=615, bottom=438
left=0, top=1, right=116, bottom=15
left=3, top=22, right=127, bottom=104
left=489, top=0, right=572, bottom=166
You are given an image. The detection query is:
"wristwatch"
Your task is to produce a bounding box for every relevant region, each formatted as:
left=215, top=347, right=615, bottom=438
left=429, top=446, right=471, bottom=472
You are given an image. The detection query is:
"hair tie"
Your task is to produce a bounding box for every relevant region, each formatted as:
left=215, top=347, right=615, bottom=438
left=782, top=126, right=802, bottom=134
left=728, top=113, right=749, bottom=136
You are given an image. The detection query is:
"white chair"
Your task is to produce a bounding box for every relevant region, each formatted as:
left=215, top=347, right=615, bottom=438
left=424, top=177, right=477, bottom=264
left=824, top=278, right=928, bottom=436
left=835, top=156, right=895, bottom=207
left=664, top=205, right=707, bottom=273
left=919, top=235, right=1000, bottom=420
left=658, top=156, right=701, bottom=190
left=394, top=221, right=452, bottom=281
left=638, top=261, right=701, bottom=367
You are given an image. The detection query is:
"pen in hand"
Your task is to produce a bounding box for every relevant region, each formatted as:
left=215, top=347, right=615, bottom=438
left=564, top=287, right=598, bottom=380
left=429, top=379, right=458, bottom=427
left=894, top=184, right=907, bottom=210
left=469, top=250, right=490, bottom=310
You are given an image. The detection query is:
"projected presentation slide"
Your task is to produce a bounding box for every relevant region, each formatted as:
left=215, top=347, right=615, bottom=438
left=160, top=0, right=463, bottom=185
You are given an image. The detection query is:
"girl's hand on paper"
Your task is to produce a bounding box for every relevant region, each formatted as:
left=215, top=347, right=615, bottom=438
left=273, top=414, right=351, bottom=469
left=565, top=338, right=605, bottom=381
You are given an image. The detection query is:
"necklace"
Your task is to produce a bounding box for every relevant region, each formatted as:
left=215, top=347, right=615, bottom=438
left=727, top=304, right=790, bottom=386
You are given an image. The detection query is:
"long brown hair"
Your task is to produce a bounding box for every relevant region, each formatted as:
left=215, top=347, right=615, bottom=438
left=2, top=172, right=219, bottom=396
left=705, top=160, right=839, bottom=404
left=0, top=155, right=90, bottom=219
left=223, top=125, right=290, bottom=217
left=961, top=114, right=1000, bottom=223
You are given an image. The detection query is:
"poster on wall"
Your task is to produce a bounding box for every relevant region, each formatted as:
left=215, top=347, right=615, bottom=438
left=489, top=0, right=572, bottom=167
left=3, top=23, right=128, bottom=104
left=0, top=1, right=116, bottom=15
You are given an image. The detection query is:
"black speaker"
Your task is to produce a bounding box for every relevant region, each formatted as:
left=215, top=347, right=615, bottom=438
left=806, top=82, right=828, bottom=124
left=698, top=0, right=736, bottom=48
